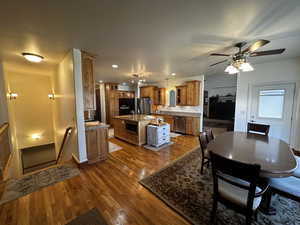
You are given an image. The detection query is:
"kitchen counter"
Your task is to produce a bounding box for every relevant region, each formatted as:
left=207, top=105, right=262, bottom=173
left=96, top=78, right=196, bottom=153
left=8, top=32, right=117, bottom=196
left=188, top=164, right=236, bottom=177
left=114, top=114, right=162, bottom=122
left=155, top=111, right=201, bottom=118
left=85, top=121, right=110, bottom=130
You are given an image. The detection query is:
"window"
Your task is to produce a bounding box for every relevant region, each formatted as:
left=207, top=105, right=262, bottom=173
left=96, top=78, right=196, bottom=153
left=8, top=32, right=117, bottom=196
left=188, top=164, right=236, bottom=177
left=258, top=89, right=285, bottom=119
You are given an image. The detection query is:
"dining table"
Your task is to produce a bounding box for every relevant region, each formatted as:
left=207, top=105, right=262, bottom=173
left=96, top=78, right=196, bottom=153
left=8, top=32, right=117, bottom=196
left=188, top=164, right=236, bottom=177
left=207, top=131, right=297, bottom=178
left=207, top=131, right=298, bottom=214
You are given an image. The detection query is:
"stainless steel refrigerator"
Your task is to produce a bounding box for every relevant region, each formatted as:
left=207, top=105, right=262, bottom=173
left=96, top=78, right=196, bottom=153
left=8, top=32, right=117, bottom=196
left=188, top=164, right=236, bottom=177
left=137, top=97, right=151, bottom=114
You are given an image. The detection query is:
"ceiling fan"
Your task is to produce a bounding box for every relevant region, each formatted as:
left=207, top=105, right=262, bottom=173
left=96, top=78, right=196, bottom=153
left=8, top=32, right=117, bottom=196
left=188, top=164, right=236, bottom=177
left=209, top=40, right=285, bottom=74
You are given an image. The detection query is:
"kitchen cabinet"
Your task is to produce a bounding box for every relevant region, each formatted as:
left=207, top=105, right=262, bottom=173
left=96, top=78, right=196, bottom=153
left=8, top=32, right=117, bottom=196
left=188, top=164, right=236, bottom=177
left=118, top=91, right=135, bottom=98
left=140, top=86, right=156, bottom=99
left=85, top=123, right=109, bottom=164
left=140, top=86, right=157, bottom=112
left=105, top=83, right=135, bottom=126
left=186, top=80, right=201, bottom=106
left=176, top=85, right=187, bottom=106
left=155, top=88, right=166, bottom=105
left=154, top=113, right=200, bottom=136
left=82, top=51, right=96, bottom=110
left=186, top=117, right=200, bottom=136
left=175, top=80, right=201, bottom=106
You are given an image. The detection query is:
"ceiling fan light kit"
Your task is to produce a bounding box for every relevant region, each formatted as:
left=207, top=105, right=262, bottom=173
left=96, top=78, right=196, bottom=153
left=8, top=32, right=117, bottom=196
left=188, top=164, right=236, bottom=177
left=239, top=62, right=254, bottom=72
left=210, top=39, right=285, bottom=75
left=225, top=64, right=239, bottom=74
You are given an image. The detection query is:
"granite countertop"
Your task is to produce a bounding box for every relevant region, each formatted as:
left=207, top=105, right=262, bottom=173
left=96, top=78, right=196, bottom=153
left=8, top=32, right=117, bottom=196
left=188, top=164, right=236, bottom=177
left=85, top=121, right=110, bottom=130
left=114, top=114, right=162, bottom=122
left=155, top=111, right=201, bottom=118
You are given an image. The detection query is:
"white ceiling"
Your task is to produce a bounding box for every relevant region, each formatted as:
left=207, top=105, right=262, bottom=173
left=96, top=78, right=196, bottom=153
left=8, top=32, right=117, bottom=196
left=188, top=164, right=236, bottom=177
left=1, top=0, right=300, bottom=82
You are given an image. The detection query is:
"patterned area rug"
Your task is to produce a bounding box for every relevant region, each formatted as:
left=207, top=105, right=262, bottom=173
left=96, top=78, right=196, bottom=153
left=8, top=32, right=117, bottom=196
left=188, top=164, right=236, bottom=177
left=140, top=149, right=300, bottom=225
left=0, top=164, right=80, bottom=205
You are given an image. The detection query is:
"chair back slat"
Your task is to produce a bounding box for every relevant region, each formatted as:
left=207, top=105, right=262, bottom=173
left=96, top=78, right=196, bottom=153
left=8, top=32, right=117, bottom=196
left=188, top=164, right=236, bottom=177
left=206, top=128, right=214, bottom=142
left=199, top=132, right=208, bottom=150
left=210, top=152, right=260, bottom=183
left=210, top=152, right=261, bottom=211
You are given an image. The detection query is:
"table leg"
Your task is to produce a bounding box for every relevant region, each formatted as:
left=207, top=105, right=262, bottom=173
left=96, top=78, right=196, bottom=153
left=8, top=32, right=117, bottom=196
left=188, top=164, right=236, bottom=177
left=259, top=189, right=277, bottom=215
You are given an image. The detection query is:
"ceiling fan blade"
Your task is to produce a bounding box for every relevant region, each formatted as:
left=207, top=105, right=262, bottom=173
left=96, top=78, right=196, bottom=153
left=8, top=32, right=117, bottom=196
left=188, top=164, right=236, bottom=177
left=242, top=39, right=270, bottom=53
left=209, top=59, right=227, bottom=67
left=250, top=49, right=285, bottom=57
left=210, top=53, right=230, bottom=56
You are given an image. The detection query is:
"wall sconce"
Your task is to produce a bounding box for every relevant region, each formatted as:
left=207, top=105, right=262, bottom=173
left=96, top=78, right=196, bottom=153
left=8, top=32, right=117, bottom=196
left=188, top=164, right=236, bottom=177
left=31, top=134, right=41, bottom=140
left=48, top=93, right=55, bottom=100
left=7, top=92, right=18, bottom=100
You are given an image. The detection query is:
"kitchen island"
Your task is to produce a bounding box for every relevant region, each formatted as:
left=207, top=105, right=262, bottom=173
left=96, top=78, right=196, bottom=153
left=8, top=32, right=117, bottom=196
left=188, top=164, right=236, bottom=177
left=113, top=114, right=162, bottom=146
left=85, top=121, right=110, bottom=164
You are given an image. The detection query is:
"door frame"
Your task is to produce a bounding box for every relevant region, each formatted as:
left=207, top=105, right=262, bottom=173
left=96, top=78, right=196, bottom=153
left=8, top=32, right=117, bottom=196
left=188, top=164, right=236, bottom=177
left=247, top=81, right=296, bottom=144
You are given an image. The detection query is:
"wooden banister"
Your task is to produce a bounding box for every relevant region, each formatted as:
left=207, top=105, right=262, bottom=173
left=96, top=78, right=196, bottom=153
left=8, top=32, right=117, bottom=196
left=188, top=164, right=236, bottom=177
left=56, top=127, right=73, bottom=164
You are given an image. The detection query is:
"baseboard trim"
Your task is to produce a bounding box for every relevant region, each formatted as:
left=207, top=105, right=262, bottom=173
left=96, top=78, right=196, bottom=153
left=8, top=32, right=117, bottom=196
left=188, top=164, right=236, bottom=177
left=72, top=154, right=88, bottom=168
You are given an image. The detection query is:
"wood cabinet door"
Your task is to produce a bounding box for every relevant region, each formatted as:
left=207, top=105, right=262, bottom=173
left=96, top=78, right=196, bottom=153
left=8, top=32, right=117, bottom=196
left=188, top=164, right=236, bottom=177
left=186, top=117, right=200, bottom=136
left=86, top=129, right=100, bottom=161
left=185, top=117, right=193, bottom=135
left=156, top=88, right=166, bottom=105
left=140, top=87, right=148, bottom=97
left=160, top=88, right=166, bottom=105
left=176, top=86, right=187, bottom=106
left=186, top=81, right=200, bottom=106
left=82, top=53, right=95, bottom=110
left=97, top=128, right=108, bottom=161
left=153, top=87, right=159, bottom=105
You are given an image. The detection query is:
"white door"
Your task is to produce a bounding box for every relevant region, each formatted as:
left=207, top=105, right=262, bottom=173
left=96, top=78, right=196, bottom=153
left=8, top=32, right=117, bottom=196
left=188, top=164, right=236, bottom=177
left=249, top=83, right=295, bottom=143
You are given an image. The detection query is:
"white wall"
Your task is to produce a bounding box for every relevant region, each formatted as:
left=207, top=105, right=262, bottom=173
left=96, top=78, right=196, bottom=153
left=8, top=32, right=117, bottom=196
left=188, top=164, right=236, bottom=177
left=235, top=57, right=300, bottom=150
left=72, top=49, right=87, bottom=163
left=5, top=73, right=54, bottom=148
left=52, top=49, right=87, bottom=163
left=204, top=73, right=237, bottom=97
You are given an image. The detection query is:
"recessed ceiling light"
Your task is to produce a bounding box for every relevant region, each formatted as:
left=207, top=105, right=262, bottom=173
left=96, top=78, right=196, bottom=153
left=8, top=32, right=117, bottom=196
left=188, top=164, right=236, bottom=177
left=171, top=73, right=176, bottom=76
left=112, top=64, right=119, bottom=68
left=22, top=52, right=44, bottom=63
left=99, top=80, right=103, bottom=83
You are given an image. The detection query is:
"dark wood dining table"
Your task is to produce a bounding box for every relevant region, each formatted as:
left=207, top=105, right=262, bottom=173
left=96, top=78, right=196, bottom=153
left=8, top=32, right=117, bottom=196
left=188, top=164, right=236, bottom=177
left=207, top=131, right=297, bottom=178
left=207, top=131, right=298, bottom=215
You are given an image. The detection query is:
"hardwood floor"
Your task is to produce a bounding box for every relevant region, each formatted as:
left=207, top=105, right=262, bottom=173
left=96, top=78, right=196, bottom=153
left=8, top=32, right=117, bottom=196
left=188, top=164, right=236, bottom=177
left=0, top=135, right=199, bottom=225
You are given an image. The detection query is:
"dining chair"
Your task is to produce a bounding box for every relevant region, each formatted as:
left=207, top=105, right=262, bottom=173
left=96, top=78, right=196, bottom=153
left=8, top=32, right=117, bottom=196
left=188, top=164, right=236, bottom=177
left=210, top=152, right=269, bottom=225
left=247, top=122, right=270, bottom=136
left=267, top=155, right=300, bottom=205
left=268, top=176, right=300, bottom=204
left=198, top=132, right=210, bottom=174
left=206, top=128, right=214, bottom=143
